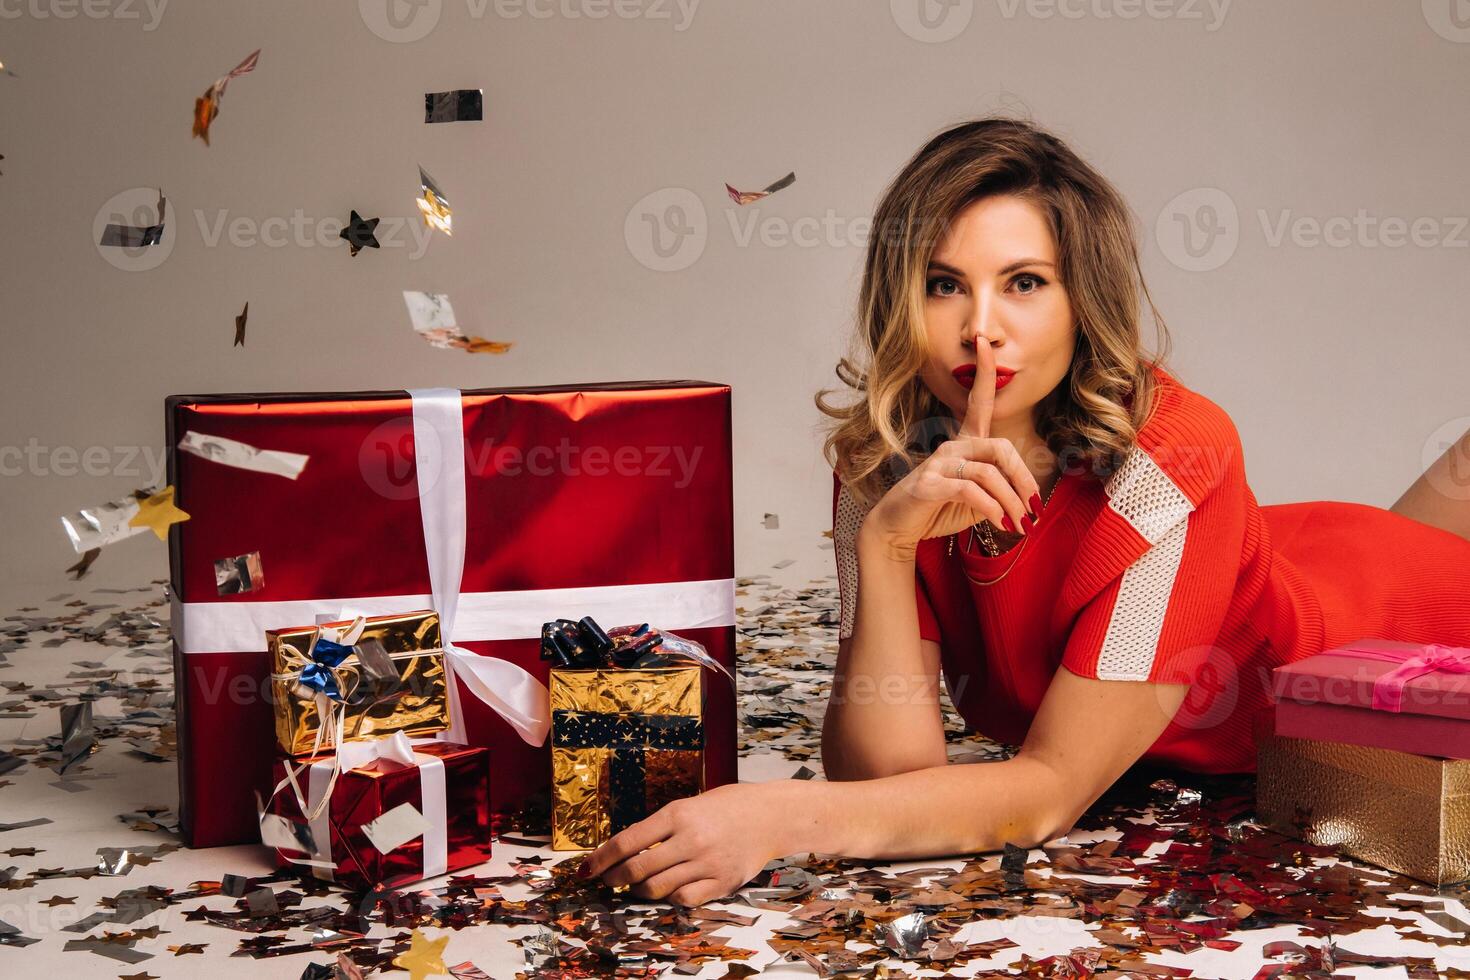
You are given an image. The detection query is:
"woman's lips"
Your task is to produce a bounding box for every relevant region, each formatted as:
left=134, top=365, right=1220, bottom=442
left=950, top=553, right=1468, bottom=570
left=951, top=364, right=1015, bottom=390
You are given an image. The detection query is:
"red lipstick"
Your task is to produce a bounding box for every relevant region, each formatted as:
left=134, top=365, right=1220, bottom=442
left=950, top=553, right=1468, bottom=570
left=951, top=364, right=1015, bottom=391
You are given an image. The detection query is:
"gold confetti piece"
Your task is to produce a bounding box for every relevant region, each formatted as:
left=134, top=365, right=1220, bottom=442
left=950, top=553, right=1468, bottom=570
left=234, top=301, right=247, bottom=346
left=393, top=930, right=450, bottom=980
left=127, top=486, right=190, bottom=541
left=725, top=170, right=795, bottom=206
left=416, top=166, right=452, bottom=236
left=193, top=49, right=260, bottom=145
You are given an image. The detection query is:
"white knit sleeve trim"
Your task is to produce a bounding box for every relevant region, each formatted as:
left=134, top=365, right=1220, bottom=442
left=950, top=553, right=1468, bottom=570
left=834, top=481, right=872, bottom=642
left=1095, top=446, right=1196, bottom=681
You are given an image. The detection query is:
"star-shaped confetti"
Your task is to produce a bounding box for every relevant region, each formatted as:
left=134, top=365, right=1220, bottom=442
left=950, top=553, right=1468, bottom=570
left=234, top=301, right=248, bottom=346
left=340, top=210, right=380, bottom=256
left=168, top=943, right=206, bottom=955
left=393, top=929, right=450, bottom=980
left=127, top=486, right=190, bottom=541
left=65, top=547, right=100, bottom=580
left=118, top=973, right=159, bottom=980
left=40, top=895, right=74, bottom=906
left=5, top=847, right=39, bottom=856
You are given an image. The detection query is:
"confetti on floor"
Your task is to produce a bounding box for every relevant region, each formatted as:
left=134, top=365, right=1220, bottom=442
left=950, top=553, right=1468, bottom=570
left=2, top=572, right=1470, bottom=976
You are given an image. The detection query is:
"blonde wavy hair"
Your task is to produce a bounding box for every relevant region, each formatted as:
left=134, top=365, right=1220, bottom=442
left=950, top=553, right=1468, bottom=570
left=817, top=116, right=1174, bottom=508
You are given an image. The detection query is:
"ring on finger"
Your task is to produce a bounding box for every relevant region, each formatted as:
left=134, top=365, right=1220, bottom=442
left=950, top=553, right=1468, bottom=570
left=954, top=461, right=967, bottom=481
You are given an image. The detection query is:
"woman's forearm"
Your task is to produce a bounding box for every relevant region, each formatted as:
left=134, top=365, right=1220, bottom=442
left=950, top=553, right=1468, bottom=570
left=820, top=527, right=949, bottom=780
left=773, top=758, right=1064, bottom=861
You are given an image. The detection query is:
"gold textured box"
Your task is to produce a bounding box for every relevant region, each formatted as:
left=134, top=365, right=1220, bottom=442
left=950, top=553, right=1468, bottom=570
left=267, top=610, right=450, bottom=756
left=1255, top=716, right=1470, bottom=886
left=549, top=665, right=705, bottom=850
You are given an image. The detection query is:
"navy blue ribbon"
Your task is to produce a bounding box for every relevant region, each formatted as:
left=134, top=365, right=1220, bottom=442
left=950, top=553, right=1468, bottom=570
left=298, top=637, right=354, bottom=700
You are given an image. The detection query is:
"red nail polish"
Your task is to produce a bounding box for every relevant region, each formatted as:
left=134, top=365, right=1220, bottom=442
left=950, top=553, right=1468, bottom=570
left=1001, top=516, right=1015, bottom=534
left=1020, top=515, right=1035, bottom=534
left=1029, top=493, right=1043, bottom=517
left=576, top=863, right=591, bottom=878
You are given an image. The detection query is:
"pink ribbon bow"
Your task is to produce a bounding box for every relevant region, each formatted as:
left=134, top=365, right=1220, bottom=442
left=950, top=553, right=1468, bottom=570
left=1338, top=640, right=1470, bottom=713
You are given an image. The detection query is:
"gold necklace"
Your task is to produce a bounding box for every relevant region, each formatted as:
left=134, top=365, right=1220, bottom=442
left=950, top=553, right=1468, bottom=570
left=950, top=473, right=1063, bottom=587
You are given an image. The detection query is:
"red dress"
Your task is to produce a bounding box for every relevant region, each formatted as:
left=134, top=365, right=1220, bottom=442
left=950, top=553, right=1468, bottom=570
left=832, top=365, right=1470, bottom=773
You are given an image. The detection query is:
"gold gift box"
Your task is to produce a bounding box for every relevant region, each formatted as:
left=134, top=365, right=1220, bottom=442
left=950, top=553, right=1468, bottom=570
left=549, top=665, right=705, bottom=850
left=1255, top=715, right=1470, bottom=886
left=267, top=610, right=451, bottom=756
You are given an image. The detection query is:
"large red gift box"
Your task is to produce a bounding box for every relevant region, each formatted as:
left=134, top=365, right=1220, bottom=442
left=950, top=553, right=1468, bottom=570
left=167, top=382, right=736, bottom=847
left=264, top=739, right=492, bottom=889
left=1271, top=638, right=1470, bottom=759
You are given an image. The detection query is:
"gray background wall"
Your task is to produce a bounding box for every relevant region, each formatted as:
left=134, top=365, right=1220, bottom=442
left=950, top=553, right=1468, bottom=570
left=2, top=0, right=1468, bottom=601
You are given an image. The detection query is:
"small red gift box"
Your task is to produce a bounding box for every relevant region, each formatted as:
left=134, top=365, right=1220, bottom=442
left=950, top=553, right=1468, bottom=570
left=1271, top=638, right=1470, bottom=759
left=263, top=736, right=491, bottom=889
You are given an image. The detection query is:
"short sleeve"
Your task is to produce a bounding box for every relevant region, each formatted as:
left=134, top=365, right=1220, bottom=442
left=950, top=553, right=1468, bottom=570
left=1059, top=397, right=1247, bottom=685
left=833, top=472, right=942, bottom=644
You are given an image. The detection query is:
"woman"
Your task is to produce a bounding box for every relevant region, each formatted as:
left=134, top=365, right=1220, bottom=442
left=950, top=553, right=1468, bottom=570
left=578, top=117, right=1470, bottom=906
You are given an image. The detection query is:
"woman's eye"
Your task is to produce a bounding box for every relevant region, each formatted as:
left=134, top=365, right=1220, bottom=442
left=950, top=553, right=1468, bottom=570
left=926, top=277, right=959, bottom=297
left=1012, top=273, right=1046, bottom=294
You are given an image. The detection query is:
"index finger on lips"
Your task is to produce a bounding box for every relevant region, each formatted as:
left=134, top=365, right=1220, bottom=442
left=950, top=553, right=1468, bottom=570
left=581, top=810, right=673, bottom=879
left=959, top=337, right=996, bottom=440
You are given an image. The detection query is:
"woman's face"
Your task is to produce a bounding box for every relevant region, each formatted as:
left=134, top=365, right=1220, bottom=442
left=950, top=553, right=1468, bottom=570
left=917, top=194, right=1077, bottom=429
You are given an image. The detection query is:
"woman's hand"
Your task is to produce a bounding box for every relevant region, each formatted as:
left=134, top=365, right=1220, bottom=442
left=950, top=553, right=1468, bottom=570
left=862, top=339, right=1042, bottom=558
left=577, top=782, right=804, bottom=907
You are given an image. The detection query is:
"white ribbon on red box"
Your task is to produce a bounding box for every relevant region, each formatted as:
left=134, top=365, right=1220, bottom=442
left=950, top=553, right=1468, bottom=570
left=169, top=388, right=737, bottom=748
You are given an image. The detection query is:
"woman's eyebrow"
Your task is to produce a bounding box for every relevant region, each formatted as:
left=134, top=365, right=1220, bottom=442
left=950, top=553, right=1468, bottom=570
left=927, top=258, right=1055, bottom=277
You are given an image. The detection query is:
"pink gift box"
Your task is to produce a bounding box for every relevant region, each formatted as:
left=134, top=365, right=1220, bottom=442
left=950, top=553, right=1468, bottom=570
left=1271, top=638, right=1470, bottom=759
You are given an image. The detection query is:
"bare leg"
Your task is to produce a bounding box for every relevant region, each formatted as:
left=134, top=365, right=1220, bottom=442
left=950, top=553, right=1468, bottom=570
left=1389, top=425, right=1470, bottom=543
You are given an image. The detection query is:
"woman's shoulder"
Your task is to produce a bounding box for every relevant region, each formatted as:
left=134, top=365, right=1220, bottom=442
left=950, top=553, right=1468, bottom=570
left=1109, top=365, right=1245, bottom=510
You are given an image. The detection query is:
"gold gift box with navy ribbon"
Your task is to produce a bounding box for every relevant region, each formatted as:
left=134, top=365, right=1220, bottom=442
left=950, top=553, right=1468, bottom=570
left=267, top=610, right=450, bottom=756
left=544, top=617, right=709, bottom=850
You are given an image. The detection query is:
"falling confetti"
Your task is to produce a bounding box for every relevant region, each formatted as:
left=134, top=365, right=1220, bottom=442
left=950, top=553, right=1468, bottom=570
left=725, top=170, right=795, bottom=206
left=234, top=301, right=248, bottom=346
left=64, top=548, right=101, bottom=580
left=99, top=189, right=166, bottom=248
left=126, top=485, right=190, bottom=541
left=424, top=89, right=483, bottom=123
left=193, top=48, right=260, bottom=145
left=339, top=210, right=380, bottom=256
left=415, top=166, right=452, bottom=237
